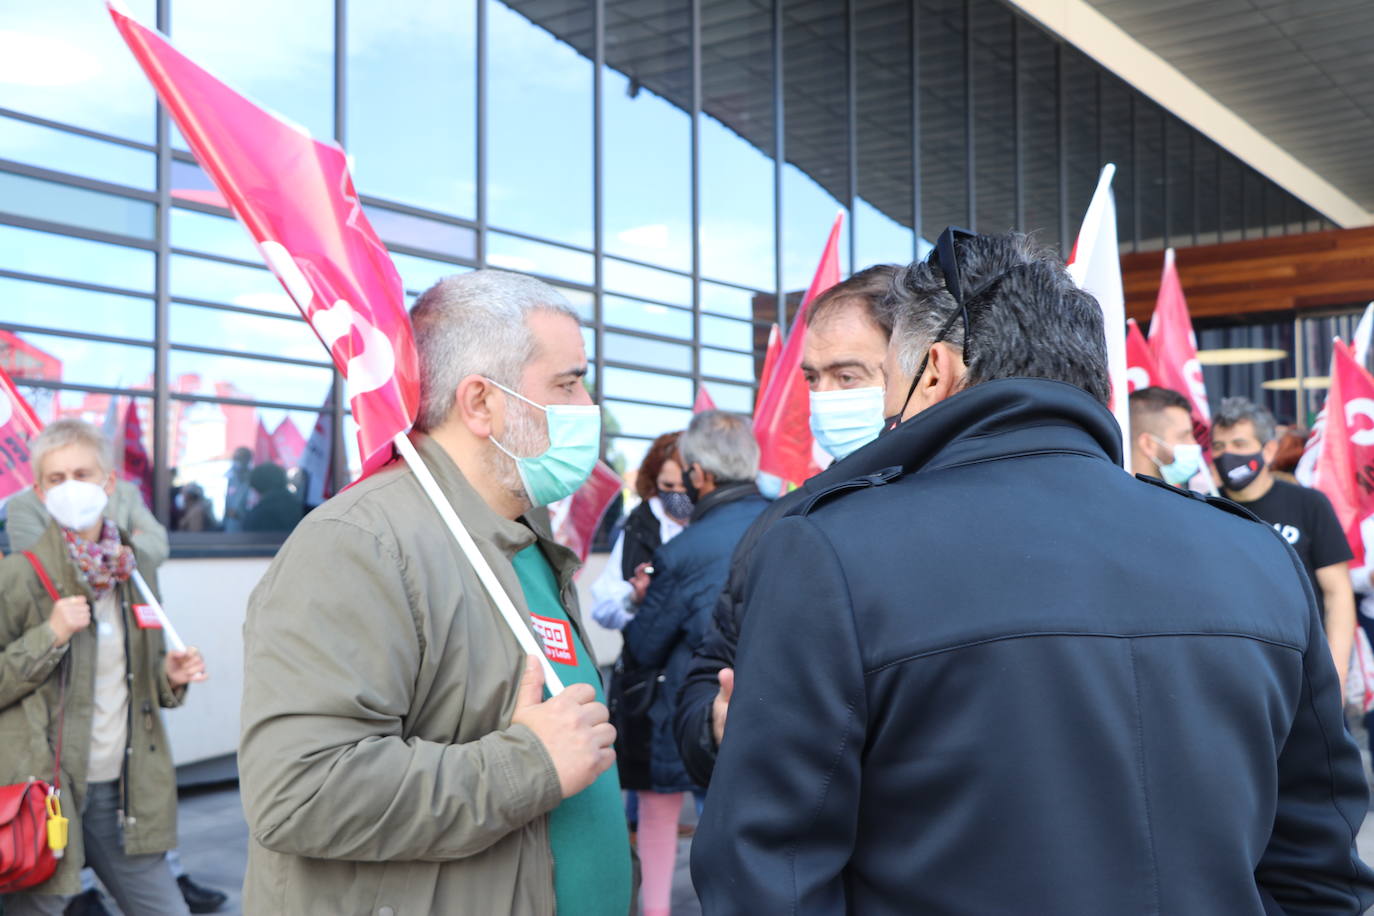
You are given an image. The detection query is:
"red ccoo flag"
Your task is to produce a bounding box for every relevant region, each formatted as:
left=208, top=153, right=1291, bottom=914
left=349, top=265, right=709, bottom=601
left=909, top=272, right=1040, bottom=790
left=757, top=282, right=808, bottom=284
left=109, top=3, right=419, bottom=474
left=0, top=367, right=43, bottom=503
left=1312, top=340, right=1374, bottom=562
left=1148, top=248, right=1212, bottom=453
left=753, top=213, right=843, bottom=487
left=1125, top=319, right=1161, bottom=393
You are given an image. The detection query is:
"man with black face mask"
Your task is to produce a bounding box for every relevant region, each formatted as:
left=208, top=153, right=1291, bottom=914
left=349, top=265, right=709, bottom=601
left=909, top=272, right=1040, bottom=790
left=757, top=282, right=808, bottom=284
left=1213, top=396, right=1354, bottom=691
left=692, top=230, right=1374, bottom=915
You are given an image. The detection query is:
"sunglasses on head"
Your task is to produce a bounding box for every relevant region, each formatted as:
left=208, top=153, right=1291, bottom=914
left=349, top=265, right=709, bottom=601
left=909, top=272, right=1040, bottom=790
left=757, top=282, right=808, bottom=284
left=896, top=226, right=977, bottom=416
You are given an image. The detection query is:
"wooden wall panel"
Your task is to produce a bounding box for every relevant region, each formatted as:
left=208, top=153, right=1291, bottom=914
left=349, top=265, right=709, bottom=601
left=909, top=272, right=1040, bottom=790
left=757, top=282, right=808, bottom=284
left=1121, top=227, right=1374, bottom=324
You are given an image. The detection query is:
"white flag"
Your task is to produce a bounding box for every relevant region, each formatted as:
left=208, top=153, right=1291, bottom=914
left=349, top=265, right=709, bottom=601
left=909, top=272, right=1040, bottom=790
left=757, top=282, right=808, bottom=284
left=1066, top=164, right=1129, bottom=466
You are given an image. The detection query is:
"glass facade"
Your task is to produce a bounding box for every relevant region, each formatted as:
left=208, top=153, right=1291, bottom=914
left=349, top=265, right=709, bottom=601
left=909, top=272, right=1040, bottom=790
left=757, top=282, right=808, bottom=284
left=0, top=0, right=1332, bottom=551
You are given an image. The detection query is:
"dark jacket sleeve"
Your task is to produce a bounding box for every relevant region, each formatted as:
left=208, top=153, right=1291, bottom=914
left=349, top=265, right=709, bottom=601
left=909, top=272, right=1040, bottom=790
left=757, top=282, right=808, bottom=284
left=622, top=546, right=688, bottom=670
left=674, top=494, right=796, bottom=787
left=674, top=535, right=746, bottom=786
left=1256, top=551, right=1374, bottom=913
left=690, top=516, right=865, bottom=914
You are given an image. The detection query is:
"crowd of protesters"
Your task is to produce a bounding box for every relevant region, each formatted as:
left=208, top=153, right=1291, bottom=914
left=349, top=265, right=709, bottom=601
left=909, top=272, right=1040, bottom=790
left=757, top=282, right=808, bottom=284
left=6, top=231, right=1374, bottom=915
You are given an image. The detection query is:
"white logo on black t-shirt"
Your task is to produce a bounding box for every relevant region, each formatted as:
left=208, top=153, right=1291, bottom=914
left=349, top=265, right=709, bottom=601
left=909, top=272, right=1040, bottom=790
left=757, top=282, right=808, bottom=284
left=1273, top=523, right=1301, bottom=546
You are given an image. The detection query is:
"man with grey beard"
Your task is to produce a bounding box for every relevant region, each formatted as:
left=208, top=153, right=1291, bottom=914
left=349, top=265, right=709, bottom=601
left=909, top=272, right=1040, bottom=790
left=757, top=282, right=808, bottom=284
left=239, top=270, right=630, bottom=915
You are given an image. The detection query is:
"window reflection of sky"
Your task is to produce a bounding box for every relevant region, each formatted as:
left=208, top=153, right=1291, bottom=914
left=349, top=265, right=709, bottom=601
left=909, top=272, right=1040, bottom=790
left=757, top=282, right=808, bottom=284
left=0, top=0, right=939, bottom=482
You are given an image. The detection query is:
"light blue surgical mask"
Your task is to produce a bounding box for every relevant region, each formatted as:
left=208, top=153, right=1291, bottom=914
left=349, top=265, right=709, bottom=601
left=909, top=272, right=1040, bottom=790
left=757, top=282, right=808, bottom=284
left=487, top=379, right=602, bottom=507
left=809, top=386, right=885, bottom=460
left=1150, top=436, right=1203, bottom=488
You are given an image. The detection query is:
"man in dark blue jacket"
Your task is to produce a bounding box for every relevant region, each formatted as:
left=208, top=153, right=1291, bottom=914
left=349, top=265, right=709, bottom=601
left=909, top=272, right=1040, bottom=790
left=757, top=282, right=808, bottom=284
left=692, top=230, right=1374, bottom=914
left=622, top=411, right=770, bottom=803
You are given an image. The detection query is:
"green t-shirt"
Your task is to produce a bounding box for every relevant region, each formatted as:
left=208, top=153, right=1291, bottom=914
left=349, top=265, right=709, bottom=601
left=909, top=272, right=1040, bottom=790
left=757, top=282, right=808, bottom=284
left=511, top=544, right=632, bottom=916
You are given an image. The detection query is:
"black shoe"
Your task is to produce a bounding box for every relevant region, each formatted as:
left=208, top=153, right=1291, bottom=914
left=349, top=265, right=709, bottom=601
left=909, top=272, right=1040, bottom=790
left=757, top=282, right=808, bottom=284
left=177, top=873, right=228, bottom=914
left=63, top=889, right=113, bottom=916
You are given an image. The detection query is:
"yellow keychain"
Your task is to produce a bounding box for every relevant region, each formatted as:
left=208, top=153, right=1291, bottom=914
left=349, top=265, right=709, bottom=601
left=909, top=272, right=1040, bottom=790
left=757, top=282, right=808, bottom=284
left=45, top=791, right=68, bottom=858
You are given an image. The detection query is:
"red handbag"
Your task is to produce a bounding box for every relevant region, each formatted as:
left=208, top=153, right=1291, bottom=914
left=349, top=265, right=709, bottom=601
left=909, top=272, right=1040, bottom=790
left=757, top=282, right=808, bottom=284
left=0, top=551, right=70, bottom=893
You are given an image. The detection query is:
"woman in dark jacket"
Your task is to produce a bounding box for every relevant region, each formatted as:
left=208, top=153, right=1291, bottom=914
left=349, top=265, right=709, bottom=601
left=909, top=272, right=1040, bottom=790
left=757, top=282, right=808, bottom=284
left=589, top=432, right=691, bottom=909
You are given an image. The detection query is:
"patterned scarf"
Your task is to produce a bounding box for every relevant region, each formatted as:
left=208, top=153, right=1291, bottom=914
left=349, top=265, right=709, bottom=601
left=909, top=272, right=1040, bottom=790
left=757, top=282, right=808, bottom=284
left=63, top=520, right=134, bottom=598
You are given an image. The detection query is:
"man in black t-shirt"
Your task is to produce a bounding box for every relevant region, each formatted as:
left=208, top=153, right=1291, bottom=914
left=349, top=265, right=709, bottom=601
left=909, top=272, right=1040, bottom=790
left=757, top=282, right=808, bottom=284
left=1214, top=397, right=1355, bottom=690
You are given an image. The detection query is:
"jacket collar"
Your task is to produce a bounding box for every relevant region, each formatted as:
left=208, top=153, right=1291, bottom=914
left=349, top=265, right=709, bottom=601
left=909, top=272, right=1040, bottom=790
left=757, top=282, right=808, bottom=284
left=411, top=433, right=537, bottom=559
left=410, top=434, right=582, bottom=582
left=690, top=480, right=761, bottom=524
left=807, top=377, right=1122, bottom=488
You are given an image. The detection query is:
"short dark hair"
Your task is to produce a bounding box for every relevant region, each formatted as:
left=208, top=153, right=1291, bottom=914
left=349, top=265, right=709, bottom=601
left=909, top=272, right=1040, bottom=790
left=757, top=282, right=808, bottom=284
left=808, top=264, right=899, bottom=338
left=1213, top=396, right=1276, bottom=444
left=1129, top=386, right=1192, bottom=436
left=885, top=231, right=1111, bottom=406
left=634, top=431, right=683, bottom=501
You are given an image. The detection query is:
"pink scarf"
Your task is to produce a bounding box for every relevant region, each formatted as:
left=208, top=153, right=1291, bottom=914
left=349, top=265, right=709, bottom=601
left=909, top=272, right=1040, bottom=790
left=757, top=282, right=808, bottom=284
left=62, top=520, right=134, bottom=598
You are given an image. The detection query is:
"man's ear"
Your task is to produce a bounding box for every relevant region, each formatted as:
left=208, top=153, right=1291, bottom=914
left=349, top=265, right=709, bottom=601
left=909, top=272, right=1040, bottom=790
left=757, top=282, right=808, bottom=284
left=102, top=471, right=117, bottom=497
left=453, top=375, right=502, bottom=439
left=919, top=340, right=966, bottom=408
left=1262, top=437, right=1280, bottom=465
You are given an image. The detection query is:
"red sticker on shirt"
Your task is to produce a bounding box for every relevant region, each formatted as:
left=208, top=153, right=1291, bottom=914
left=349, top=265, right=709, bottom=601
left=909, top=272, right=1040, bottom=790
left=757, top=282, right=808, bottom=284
left=131, top=604, right=162, bottom=629
left=530, top=614, right=577, bottom=666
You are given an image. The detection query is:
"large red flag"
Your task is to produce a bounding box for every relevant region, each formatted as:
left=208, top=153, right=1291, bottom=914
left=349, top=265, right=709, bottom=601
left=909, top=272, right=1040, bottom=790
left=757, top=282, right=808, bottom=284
left=110, top=4, right=419, bottom=474
left=754, top=214, right=843, bottom=487
left=1313, top=340, right=1374, bottom=562
left=1065, top=165, right=1128, bottom=464
left=0, top=367, right=43, bottom=503
left=123, top=400, right=153, bottom=509
left=550, top=462, right=623, bottom=564
left=1125, top=319, right=1160, bottom=393
left=1148, top=248, right=1212, bottom=453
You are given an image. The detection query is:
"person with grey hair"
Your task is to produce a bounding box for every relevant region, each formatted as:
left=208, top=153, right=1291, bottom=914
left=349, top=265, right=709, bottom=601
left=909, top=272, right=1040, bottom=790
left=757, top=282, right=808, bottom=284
left=0, top=420, right=206, bottom=916
left=620, top=409, right=768, bottom=916
left=694, top=229, right=1374, bottom=913
left=239, top=269, right=630, bottom=915
left=1213, top=396, right=1355, bottom=689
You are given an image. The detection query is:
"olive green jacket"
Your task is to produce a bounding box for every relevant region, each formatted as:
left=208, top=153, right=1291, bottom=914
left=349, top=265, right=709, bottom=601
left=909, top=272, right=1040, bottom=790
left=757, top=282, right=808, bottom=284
left=0, top=522, right=184, bottom=896
left=240, top=434, right=603, bottom=916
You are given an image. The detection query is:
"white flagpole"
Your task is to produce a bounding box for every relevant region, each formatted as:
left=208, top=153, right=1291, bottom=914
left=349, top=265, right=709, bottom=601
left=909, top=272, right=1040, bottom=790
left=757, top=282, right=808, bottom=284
left=130, top=569, right=187, bottom=653
left=392, top=433, right=565, bottom=695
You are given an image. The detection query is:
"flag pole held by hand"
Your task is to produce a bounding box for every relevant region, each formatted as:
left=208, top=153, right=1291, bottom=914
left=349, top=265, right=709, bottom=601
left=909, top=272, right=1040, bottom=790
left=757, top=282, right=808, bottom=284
left=130, top=569, right=187, bottom=653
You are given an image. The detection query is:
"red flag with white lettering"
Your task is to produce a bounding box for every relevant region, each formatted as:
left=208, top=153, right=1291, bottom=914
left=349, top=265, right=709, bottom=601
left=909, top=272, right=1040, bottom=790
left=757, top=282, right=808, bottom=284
left=0, top=367, right=42, bottom=503
left=754, top=214, right=843, bottom=487
left=1125, top=319, right=1160, bottom=393
left=109, top=3, right=419, bottom=474
left=1313, top=340, right=1374, bottom=561
left=1148, top=249, right=1212, bottom=453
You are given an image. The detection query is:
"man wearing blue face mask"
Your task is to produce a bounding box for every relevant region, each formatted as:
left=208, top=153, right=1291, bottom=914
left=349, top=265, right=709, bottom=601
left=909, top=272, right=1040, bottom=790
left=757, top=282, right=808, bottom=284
left=239, top=269, right=630, bottom=916
left=1128, top=386, right=1204, bottom=486
left=674, top=265, right=896, bottom=786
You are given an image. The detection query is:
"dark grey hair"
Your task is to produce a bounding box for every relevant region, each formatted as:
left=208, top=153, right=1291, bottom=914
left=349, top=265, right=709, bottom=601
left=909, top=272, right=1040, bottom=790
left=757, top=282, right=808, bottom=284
left=1213, top=396, right=1276, bottom=444
left=886, top=231, right=1111, bottom=406
left=410, top=269, right=581, bottom=431
left=679, top=410, right=759, bottom=483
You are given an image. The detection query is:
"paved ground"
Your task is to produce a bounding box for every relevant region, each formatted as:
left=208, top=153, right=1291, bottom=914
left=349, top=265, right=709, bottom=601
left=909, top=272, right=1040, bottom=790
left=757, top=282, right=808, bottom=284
left=81, top=733, right=1374, bottom=914
left=167, top=784, right=702, bottom=916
